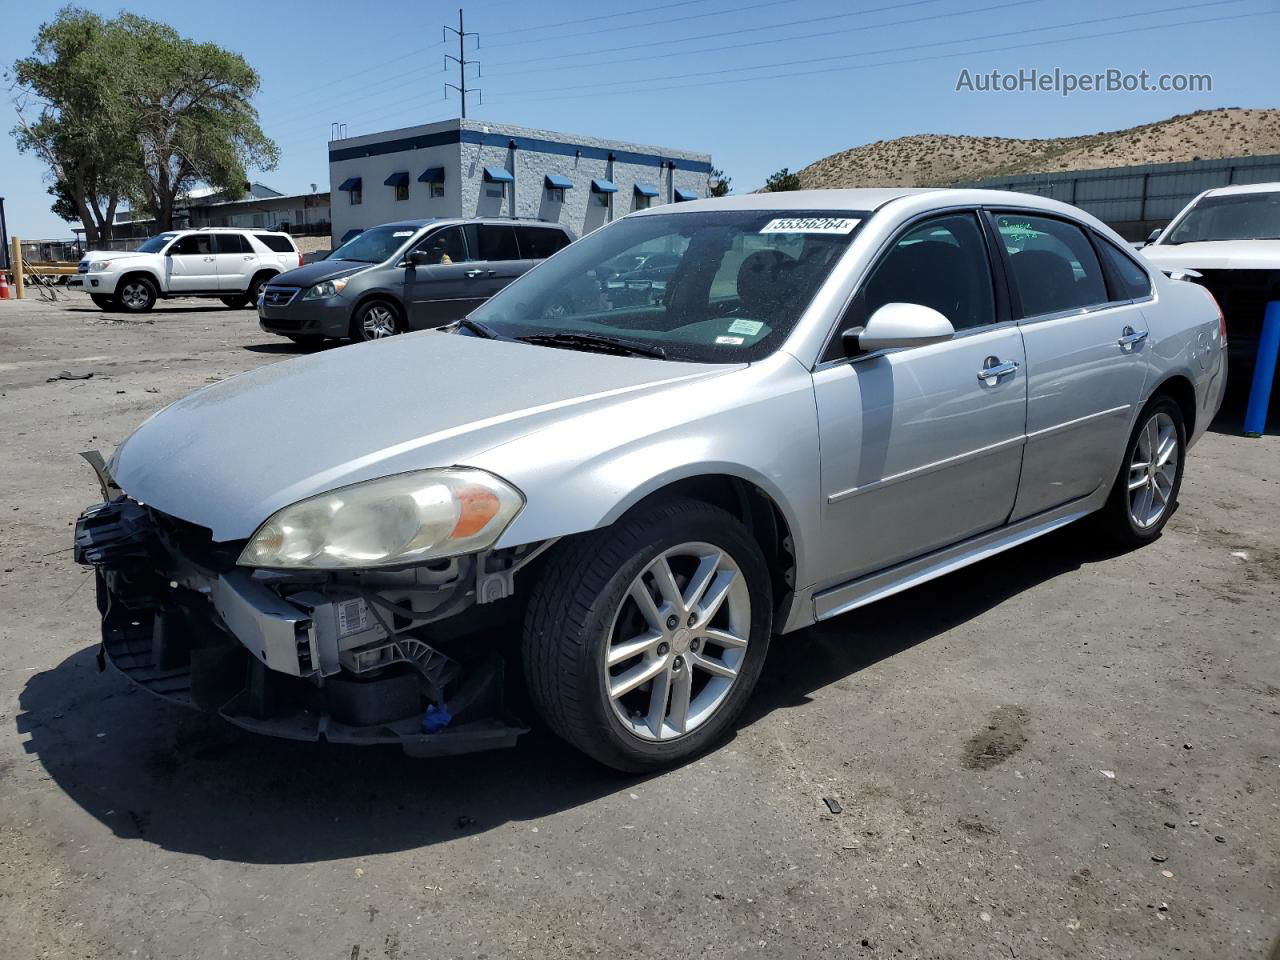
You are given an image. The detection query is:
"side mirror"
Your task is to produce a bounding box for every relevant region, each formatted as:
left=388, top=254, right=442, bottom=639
left=848, top=302, right=955, bottom=355
left=407, top=250, right=432, bottom=268
left=1146, top=228, right=1163, bottom=244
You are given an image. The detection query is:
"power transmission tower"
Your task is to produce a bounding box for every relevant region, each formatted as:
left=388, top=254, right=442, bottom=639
left=444, top=9, right=480, bottom=118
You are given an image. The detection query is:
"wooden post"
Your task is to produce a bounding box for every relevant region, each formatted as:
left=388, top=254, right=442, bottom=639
left=9, top=236, right=23, bottom=299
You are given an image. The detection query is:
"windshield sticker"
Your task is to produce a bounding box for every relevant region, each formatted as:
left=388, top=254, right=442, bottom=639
left=727, top=318, right=764, bottom=336
left=392, top=230, right=414, bottom=237
left=760, top=217, right=860, bottom=235
left=715, top=335, right=745, bottom=346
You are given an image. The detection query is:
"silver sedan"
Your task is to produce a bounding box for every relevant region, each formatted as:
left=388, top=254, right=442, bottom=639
left=75, top=188, right=1226, bottom=771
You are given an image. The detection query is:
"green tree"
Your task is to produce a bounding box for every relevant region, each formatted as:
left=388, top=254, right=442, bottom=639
left=10, top=7, right=137, bottom=242
left=11, top=7, right=278, bottom=236
left=708, top=166, right=731, bottom=197
left=763, top=167, right=802, bottom=192
left=114, top=12, right=278, bottom=229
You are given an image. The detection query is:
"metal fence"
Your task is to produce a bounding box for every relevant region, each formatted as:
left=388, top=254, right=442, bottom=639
left=955, top=153, right=1280, bottom=239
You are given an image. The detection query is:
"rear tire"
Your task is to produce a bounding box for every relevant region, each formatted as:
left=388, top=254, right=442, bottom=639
left=245, top=273, right=273, bottom=307
left=1097, top=395, right=1185, bottom=547
left=220, top=295, right=249, bottom=308
left=522, top=498, right=773, bottom=772
left=114, top=276, right=156, bottom=313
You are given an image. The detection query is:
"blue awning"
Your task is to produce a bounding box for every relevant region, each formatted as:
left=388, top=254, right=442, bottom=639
left=418, top=167, right=445, bottom=183
left=591, top=178, right=618, bottom=194
left=674, top=187, right=698, bottom=202
left=544, top=174, right=574, bottom=190
left=337, top=176, right=362, bottom=192
left=483, top=166, right=514, bottom=184
left=383, top=171, right=410, bottom=187
left=634, top=182, right=659, bottom=198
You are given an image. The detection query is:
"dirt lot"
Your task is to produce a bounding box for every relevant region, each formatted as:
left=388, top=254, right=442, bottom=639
left=0, top=294, right=1277, bottom=960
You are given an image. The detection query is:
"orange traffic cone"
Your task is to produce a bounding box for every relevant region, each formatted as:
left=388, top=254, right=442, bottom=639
left=0, top=272, right=11, bottom=300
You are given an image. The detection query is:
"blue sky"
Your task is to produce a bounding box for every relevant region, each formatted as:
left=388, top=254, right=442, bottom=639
left=2, top=0, right=1276, bottom=239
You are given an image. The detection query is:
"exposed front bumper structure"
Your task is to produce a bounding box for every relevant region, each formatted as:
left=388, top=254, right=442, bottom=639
left=74, top=495, right=528, bottom=757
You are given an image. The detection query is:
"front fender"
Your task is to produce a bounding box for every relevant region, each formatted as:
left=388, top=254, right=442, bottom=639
left=475, top=352, right=823, bottom=595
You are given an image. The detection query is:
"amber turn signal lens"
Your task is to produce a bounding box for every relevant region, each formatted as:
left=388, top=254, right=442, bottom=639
left=450, top=487, right=501, bottom=538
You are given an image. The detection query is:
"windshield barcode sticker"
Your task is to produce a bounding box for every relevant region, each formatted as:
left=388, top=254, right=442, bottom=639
left=760, top=217, right=860, bottom=235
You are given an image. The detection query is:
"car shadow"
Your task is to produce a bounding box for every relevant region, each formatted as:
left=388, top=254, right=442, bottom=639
left=64, top=305, right=247, bottom=316
left=15, top=523, right=1129, bottom=865
left=242, top=340, right=340, bottom=355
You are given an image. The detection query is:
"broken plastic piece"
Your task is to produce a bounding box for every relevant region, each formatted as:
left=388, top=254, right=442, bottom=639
left=422, top=703, right=452, bottom=734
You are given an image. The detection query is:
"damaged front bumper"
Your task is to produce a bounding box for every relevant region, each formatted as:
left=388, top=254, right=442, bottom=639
left=74, top=490, right=532, bottom=758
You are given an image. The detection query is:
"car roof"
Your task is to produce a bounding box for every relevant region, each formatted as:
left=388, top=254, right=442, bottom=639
left=1200, top=181, right=1280, bottom=198
left=367, top=217, right=570, bottom=232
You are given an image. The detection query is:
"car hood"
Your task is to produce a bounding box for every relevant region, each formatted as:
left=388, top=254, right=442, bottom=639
left=109, top=332, right=734, bottom=541
left=1140, top=239, right=1280, bottom=271
left=268, top=259, right=372, bottom=287
left=82, top=250, right=150, bottom=263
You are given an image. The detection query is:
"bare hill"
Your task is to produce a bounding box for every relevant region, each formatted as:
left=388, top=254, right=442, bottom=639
left=793, top=108, right=1280, bottom=188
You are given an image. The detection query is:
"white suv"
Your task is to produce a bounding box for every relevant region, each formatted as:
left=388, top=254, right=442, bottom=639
left=70, top=228, right=303, bottom=313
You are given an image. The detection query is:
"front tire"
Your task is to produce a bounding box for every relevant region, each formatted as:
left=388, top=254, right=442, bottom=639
left=1098, top=395, right=1185, bottom=547
left=90, top=294, right=115, bottom=310
left=350, top=299, right=403, bottom=341
left=114, top=276, right=156, bottom=313
left=522, top=499, right=773, bottom=772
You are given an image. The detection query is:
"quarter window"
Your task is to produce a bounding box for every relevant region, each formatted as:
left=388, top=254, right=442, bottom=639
left=515, top=227, right=570, bottom=260
left=254, top=233, right=296, bottom=253
left=1094, top=235, right=1153, bottom=301
left=997, top=214, right=1108, bottom=317
left=863, top=212, right=996, bottom=332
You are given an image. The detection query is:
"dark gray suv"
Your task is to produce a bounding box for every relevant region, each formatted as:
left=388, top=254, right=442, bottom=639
left=257, top=218, right=575, bottom=343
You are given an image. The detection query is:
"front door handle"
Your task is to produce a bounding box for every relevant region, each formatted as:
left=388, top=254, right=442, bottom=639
left=977, top=357, right=1019, bottom=383
left=1118, top=327, right=1149, bottom=349
left=465, top=268, right=485, bottom=278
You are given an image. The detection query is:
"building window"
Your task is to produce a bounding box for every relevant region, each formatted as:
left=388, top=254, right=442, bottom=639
left=252, top=213, right=265, bottom=227
left=486, top=185, right=505, bottom=200
left=634, top=194, right=651, bottom=210
left=350, top=189, right=362, bottom=206
left=547, top=187, right=565, bottom=203
left=394, top=182, right=409, bottom=201
left=430, top=183, right=445, bottom=199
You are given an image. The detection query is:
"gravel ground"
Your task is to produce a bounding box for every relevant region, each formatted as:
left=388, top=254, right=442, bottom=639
left=0, top=294, right=1277, bottom=960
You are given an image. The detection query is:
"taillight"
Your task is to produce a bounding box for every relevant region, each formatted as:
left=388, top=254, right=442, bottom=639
left=1206, top=288, right=1227, bottom=343
left=297, top=253, right=303, bottom=268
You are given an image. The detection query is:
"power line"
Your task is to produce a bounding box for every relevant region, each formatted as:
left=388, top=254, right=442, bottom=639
left=481, top=0, right=946, bottom=67
left=480, top=0, right=797, bottom=50
left=484, top=7, right=1274, bottom=106
left=482, top=0, right=1045, bottom=81
left=254, top=40, right=444, bottom=110
left=483, top=0, right=722, bottom=38
left=486, top=0, right=1248, bottom=98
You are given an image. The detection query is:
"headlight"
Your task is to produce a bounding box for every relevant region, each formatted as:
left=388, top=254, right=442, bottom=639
left=237, top=468, right=524, bottom=569
left=301, top=277, right=350, bottom=300
left=90, top=260, right=111, bottom=271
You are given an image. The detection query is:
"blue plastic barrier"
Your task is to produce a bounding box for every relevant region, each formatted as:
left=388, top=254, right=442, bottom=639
left=1244, top=300, right=1280, bottom=437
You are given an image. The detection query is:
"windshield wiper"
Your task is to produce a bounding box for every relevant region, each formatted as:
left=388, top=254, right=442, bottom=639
left=517, top=332, right=667, bottom=359
left=452, top=317, right=515, bottom=340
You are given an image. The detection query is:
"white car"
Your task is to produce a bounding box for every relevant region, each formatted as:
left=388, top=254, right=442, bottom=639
left=69, top=228, right=303, bottom=313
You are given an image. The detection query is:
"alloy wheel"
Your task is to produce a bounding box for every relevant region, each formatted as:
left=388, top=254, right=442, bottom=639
left=604, top=542, right=751, bottom=741
left=121, top=282, right=150, bottom=310
left=360, top=304, right=398, bottom=339
left=1127, top=411, right=1178, bottom=528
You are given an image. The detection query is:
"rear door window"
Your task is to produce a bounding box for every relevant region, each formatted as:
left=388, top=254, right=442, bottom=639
left=515, top=227, right=570, bottom=260
left=475, top=224, right=520, bottom=262
left=996, top=214, right=1109, bottom=317
left=213, top=233, right=251, bottom=254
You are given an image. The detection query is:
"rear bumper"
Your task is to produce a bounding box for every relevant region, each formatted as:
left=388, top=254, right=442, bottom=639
left=257, top=292, right=352, bottom=338
left=75, top=497, right=526, bottom=757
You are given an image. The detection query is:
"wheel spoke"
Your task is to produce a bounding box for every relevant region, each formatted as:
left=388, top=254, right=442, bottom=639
left=1145, top=419, right=1159, bottom=460
left=690, top=652, right=737, bottom=680
left=1156, top=433, right=1177, bottom=468
left=649, top=555, right=684, bottom=611
left=694, top=570, right=735, bottom=626
left=682, top=551, right=722, bottom=610
left=1128, top=474, right=1149, bottom=492
left=1152, top=479, right=1169, bottom=505
left=610, top=657, right=667, bottom=699
left=702, top=626, right=748, bottom=649
left=628, top=580, right=664, bottom=631
left=608, top=629, right=662, bottom=666
left=645, top=665, right=672, bottom=737
left=666, top=664, right=693, bottom=734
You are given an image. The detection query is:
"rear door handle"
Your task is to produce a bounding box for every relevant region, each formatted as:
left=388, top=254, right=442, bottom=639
left=977, top=357, right=1019, bottom=383
left=465, top=268, right=485, bottom=278
left=1118, top=327, right=1149, bottom=349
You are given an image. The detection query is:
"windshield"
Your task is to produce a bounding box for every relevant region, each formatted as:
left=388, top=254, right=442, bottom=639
left=467, top=210, right=867, bottom=362
left=136, top=233, right=178, bottom=253
left=327, top=224, right=423, bottom=263
left=1164, top=192, right=1280, bottom=243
